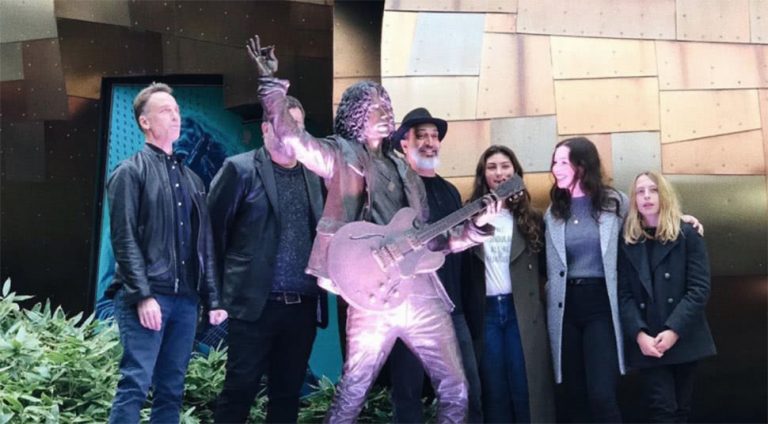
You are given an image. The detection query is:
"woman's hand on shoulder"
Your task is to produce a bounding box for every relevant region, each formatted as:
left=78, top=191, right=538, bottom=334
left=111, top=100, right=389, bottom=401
left=682, top=214, right=704, bottom=236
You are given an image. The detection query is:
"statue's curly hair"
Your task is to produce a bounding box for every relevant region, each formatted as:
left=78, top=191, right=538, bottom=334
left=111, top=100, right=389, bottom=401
left=334, top=81, right=394, bottom=143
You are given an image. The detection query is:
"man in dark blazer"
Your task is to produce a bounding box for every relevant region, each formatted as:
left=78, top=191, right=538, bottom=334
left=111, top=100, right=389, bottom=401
left=209, top=96, right=326, bottom=423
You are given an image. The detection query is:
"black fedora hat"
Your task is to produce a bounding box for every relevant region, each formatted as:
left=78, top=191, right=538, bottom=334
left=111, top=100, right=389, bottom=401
left=390, top=107, right=447, bottom=149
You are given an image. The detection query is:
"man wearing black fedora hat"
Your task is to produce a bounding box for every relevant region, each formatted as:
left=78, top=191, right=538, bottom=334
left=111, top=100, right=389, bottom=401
left=387, top=108, right=484, bottom=423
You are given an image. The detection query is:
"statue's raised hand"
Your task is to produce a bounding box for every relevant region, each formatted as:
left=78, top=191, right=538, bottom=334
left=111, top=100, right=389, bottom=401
left=246, top=35, right=278, bottom=77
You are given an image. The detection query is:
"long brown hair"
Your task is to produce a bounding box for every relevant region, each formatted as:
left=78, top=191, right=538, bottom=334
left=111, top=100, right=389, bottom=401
left=549, top=137, right=621, bottom=221
left=470, top=145, right=543, bottom=252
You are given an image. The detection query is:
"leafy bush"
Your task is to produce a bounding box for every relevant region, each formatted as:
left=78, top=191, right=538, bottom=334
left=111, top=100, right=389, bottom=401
left=0, top=280, right=435, bottom=423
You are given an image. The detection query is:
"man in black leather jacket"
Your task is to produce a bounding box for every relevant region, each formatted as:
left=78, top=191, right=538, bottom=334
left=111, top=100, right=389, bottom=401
left=209, top=96, right=326, bottom=423
left=106, top=82, right=227, bottom=424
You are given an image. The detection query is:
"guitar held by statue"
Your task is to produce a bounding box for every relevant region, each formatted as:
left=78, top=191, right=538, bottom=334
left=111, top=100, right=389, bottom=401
left=326, top=175, right=526, bottom=311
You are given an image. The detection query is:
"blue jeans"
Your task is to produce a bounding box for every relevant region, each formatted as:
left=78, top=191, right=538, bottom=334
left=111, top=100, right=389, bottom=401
left=109, top=289, right=199, bottom=424
left=480, top=294, right=530, bottom=423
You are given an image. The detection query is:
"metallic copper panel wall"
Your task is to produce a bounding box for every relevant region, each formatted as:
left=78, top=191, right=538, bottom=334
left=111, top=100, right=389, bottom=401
left=517, top=0, right=676, bottom=40
left=0, top=0, right=58, bottom=42
left=58, top=19, right=163, bottom=99
left=490, top=115, right=558, bottom=173
left=2, top=121, right=45, bottom=182
left=476, top=33, right=555, bottom=118
left=676, top=0, right=750, bottom=43
left=555, top=77, right=660, bottom=135
left=407, top=13, right=484, bottom=76
left=385, top=76, right=479, bottom=122
left=611, top=131, right=662, bottom=192
left=381, top=12, right=417, bottom=77
left=656, top=41, right=768, bottom=90
left=751, top=0, right=768, bottom=43
left=659, top=90, right=762, bottom=142
left=437, top=120, right=491, bottom=177
left=485, top=12, right=516, bottom=33
left=54, top=0, right=132, bottom=27
left=550, top=37, right=657, bottom=79
left=662, top=130, right=766, bottom=175
left=22, top=39, right=68, bottom=120
left=668, top=175, right=767, bottom=276
left=386, top=0, right=516, bottom=13
left=0, top=42, right=23, bottom=82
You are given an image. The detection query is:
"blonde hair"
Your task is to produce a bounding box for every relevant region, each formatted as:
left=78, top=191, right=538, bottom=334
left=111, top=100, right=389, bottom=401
left=624, top=171, right=682, bottom=244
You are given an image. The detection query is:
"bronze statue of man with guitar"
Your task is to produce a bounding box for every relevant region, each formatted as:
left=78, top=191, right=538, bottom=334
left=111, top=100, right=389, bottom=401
left=248, top=35, right=522, bottom=423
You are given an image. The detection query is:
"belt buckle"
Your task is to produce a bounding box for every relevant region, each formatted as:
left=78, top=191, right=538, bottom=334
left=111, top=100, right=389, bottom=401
left=284, top=292, right=302, bottom=304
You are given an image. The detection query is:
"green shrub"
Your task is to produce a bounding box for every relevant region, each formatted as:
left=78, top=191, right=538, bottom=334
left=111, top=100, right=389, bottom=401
left=0, top=280, right=436, bottom=423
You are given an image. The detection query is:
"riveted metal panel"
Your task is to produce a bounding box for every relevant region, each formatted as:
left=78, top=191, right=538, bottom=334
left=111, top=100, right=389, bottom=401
left=659, top=90, right=762, bottom=143
left=677, top=0, right=750, bottom=43
left=0, top=0, right=57, bottom=43
left=129, top=0, right=176, bottom=34
left=2, top=121, right=45, bottom=182
left=289, top=1, right=333, bottom=31
left=383, top=76, right=479, bottom=121
left=656, top=41, right=768, bottom=90
left=436, top=120, right=491, bottom=178
left=0, top=81, right=26, bottom=120
left=386, top=0, right=516, bottom=13
left=381, top=12, right=418, bottom=77
left=662, top=130, right=765, bottom=175
left=446, top=176, right=475, bottom=202
left=517, top=0, right=675, bottom=40
left=760, top=90, right=768, bottom=181
left=558, top=133, right=614, bottom=181
left=58, top=19, right=162, bottom=99
left=524, top=172, right=554, bottom=211
left=1, top=43, right=23, bottom=82
left=667, top=175, right=767, bottom=276
left=407, top=13, right=484, bottom=76
left=555, top=78, right=659, bottom=135
left=54, top=0, right=131, bottom=27
left=22, top=38, right=68, bottom=120
left=752, top=0, right=768, bottom=43
left=550, top=37, right=657, bottom=79
left=611, top=132, right=661, bottom=192
left=130, top=1, right=293, bottom=49
left=334, top=1, right=382, bottom=78
left=485, top=13, right=516, bottom=33
left=490, top=115, right=558, bottom=173
left=477, top=33, right=556, bottom=118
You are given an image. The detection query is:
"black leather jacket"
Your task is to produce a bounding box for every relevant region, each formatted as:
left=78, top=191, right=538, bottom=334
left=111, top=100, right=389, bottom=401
left=106, top=144, right=221, bottom=309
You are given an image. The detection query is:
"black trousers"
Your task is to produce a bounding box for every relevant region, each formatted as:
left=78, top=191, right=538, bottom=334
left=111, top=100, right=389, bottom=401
left=561, top=283, right=622, bottom=423
left=640, top=361, right=697, bottom=423
left=214, top=297, right=317, bottom=423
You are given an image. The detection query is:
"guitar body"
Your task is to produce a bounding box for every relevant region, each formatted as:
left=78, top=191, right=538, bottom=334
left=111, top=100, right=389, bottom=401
left=326, top=175, right=525, bottom=312
left=327, top=207, right=444, bottom=312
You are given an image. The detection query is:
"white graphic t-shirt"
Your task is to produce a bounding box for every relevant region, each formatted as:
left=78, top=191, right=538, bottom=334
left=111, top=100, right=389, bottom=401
left=484, top=209, right=514, bottom=296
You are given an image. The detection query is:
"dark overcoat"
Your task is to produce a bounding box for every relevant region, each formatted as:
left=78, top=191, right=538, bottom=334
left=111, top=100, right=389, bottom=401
left=617, top=222, right=717, bottom=368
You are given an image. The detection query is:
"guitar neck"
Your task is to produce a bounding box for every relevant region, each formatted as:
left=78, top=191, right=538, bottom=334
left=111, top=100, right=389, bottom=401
left=411, top=175, right=523, bottom=247
left=414, top=196, right=491, bottom=246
